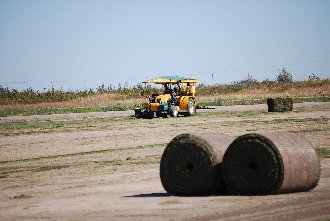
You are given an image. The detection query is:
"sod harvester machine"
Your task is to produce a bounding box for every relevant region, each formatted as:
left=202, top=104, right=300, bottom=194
left=135, top=76, right=198, bottom=119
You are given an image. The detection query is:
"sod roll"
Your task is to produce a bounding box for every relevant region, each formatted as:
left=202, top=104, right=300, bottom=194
left=222, top=132, right=321, bottom=195
left=267, top=98, right=293, bottom=112
left=160, top=133, right=234, bottom=196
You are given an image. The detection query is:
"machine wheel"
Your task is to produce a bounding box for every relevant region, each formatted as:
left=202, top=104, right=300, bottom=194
left=169, top=105, right=178, bottom=117
left=143, top=108, right=154, bottom=119
left=187, top=98, right=196, bottom=116
left=156, top=112, right=167, bottom=118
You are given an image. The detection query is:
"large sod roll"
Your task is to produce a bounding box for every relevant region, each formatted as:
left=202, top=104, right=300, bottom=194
left=222, top=132, right=321, bottom=195
left=160, top=133, right=234, bottom=196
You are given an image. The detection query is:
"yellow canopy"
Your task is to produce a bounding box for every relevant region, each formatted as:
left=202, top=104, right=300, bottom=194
left=142, top=77, right=198, bottom=84
left=142, top=78, right=178, bottom=84
left=179, top=79, right=198, bottom=84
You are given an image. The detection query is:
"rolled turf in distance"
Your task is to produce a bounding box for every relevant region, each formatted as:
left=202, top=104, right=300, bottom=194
left=222, top=132, right=321, bottom=195
left=160, top=133, right=234, bottom=196
left=267, top=98, right=293, bottom=112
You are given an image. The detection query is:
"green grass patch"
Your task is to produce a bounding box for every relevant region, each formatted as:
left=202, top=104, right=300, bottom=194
left=315, top=148, right=330, bottom=158
left=0, top=143, right=165, bottom=175
left=197, top=98, right=266, bottom=106
left=0, top=116, right=135, bottom=135
left=0, top=165, right=25, bottom=172
left=0, top=105, right=133, bottom=117
left=196, top=110, right=268, bottom=118
left=0, top=158, right=161, bottom=175
left=291, top=128, right=330, bottom=133
left=96, top=159, right=160, bottom=166
left=270, top=118, right=329, bottom=124
left=223, top=117, right=329, bottom=125
left=293, top=97, right=330, bottom=103
left=0, top=162, right=90, bottom=174
left=33, top=164, right=74, bottom=172
left=0, top=116, right=132, bottom=130
left=0, top=143, right=167, bottom=164
left=192, top=116, right=329, bottom=133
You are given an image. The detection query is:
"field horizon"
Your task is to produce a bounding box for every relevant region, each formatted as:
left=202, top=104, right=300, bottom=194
left=1, top=78, right=329, bottom=117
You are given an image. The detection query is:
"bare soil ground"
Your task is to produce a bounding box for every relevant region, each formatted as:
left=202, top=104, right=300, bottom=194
left=0, top=102, right=329, bottom=221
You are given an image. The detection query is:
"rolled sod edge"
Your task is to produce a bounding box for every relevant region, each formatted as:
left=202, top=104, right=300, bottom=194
left=222, top=132, right=321, bottom=195
left=189, top=133, right=235, bottom=195
left=222, top=134, right=284, bottom=195
left=160, top=133, right=234, bottom=196
left=261, top=132, right=321, bottom=194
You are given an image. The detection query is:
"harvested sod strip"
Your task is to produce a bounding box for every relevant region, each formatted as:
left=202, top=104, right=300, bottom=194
left=267, top=98, right=293, bottom=112
left=160, top=133, right=234, bottom=196
left=222, top=132, right=321, bottom=195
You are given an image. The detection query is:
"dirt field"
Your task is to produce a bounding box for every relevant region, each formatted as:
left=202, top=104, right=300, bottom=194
left=1, top=102, right=329, bottom=221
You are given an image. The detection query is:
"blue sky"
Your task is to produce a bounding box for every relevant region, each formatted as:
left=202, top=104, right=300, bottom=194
left=1, top=0, right=329, bottom=91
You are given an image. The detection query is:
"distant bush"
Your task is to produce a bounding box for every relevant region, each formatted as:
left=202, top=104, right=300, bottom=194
left=308, top=73, right=320, bottom=81
left=277, top=68, right=293, bottom=83
left=237, top=74, right=258, bottom=86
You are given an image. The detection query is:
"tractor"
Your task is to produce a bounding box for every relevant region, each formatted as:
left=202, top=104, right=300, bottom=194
left=134, top=76, right=198, bottom=119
